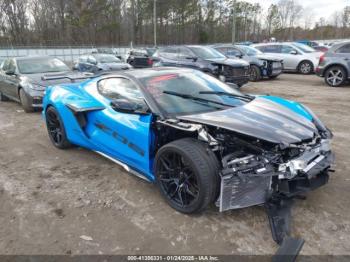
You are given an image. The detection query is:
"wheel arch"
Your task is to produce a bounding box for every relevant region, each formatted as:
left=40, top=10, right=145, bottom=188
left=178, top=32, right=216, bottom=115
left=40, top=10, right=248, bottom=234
left=297, top=59, right=314, bottom=70
left=323, top=63, right=348, bottom=79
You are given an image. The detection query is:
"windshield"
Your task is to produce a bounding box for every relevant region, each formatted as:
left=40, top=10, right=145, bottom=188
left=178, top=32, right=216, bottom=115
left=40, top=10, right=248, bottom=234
left=95, top=54, right=121, bottom=63
left=292, top=43, right=316, bottom=53
left=140, top=71, right=248, bottom=116
left=238, top=45, right=263, bottom=56
left=189, top=46, right=226, bottom=59
left=17, top=58, right=70, bottom=74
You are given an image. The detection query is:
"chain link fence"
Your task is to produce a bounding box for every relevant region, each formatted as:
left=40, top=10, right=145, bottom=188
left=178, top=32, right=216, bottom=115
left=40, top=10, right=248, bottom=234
left=0, top=45, right=151, bottom=63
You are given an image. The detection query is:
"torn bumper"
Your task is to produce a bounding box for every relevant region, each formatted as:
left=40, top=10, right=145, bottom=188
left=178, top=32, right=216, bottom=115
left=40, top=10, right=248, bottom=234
left=216, top=145, right=334, bottom=212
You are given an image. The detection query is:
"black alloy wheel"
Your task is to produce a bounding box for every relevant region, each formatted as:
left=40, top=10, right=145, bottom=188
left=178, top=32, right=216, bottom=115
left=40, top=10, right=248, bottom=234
left=249, top=65, right=262, bottom=81
left=155, top=138, right=219, bottom=214
left=157, top=151, right=200, bottom=207
left=45, top=106, right=72, bottom=149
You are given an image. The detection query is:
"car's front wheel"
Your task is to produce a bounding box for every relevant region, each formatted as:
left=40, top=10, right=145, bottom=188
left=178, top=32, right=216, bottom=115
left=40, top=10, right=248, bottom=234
left=324, top=66, right=347, bottom=87
left=45, top=106, right=73, bottom=149
left=155, top=138, right=219, bottom=214
left=249, top=65, right=262, bottom=81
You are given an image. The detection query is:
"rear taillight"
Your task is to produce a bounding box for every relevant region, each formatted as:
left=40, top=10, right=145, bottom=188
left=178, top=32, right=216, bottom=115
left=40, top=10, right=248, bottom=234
left=319, top=54, right=325, bottom=64
left=147, top=58, right=153, bottom=66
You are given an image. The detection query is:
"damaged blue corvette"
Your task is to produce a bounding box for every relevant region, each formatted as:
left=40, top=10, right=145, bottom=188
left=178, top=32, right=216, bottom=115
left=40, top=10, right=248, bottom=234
left=42, top=68, right=334, bottom=257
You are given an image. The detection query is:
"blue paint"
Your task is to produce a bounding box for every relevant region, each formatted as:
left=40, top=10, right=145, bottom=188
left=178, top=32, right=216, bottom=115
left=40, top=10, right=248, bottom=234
left=261, top=95, right=313, bottom=121
left=43, top=79, right=155, bottom=182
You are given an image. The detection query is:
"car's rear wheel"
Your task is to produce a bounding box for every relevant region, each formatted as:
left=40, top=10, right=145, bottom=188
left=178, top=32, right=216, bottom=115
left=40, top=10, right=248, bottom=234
left=19, top=88, right=34, bottom=113
left=0, top=91, right=9, bottom=101
left=249, top=65, right=262, bottom=81
left=45, top=106, right=73, bottom=149
left=155, top=138, right=219, bottom=214
left=298, top=61, right=313, bottom=74
left=324, top=66, right=347, bottom=87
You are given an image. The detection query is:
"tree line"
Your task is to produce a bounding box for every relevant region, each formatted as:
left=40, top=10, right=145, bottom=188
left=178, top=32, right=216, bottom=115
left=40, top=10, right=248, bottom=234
left=0, top=0, right=349, bottom=47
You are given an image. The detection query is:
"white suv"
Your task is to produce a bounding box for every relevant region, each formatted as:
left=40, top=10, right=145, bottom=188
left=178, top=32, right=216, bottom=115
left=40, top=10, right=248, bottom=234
left=252, top=42, right=323, bottom=74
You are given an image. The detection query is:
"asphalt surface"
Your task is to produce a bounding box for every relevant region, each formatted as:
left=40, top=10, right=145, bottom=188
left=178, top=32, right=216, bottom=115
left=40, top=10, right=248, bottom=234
left=0, top=73, right=349, bottom=255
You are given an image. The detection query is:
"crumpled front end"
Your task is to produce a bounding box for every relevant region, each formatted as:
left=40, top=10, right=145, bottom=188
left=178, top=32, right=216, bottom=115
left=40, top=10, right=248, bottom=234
left=216, top=137, right=334, bottom=212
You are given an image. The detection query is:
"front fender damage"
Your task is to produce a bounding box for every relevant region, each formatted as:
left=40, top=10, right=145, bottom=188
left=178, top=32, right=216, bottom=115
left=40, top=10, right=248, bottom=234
left=156, top=118, right=334, bottom=259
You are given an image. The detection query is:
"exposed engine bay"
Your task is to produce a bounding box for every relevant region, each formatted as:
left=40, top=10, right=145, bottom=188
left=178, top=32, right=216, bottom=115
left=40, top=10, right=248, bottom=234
left=155, top=118, right=334, bottom=258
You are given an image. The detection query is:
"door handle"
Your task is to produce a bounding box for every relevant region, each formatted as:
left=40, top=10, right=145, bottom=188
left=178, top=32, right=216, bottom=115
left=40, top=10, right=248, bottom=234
left=344, top=58, right=349, bottom=61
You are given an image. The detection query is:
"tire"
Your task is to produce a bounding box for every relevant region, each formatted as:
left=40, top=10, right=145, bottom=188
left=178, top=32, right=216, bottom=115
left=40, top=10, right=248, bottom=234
left=298, top=60, right=313, bottom=74
left=19, top=88, right=34, bottom=113
left=324, top=66, right=347, bottom=87
left=249, top=65, right=262, bottom=81
left=0, top=91, right=9, bottom=101
left=154, top=138, right=220, bottom=214
left=45, top=106, right=73, bottom=149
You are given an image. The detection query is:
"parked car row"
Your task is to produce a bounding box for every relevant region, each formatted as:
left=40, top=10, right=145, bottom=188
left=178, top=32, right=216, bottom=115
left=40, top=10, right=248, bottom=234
left=1, top=40, right=348, bottom=113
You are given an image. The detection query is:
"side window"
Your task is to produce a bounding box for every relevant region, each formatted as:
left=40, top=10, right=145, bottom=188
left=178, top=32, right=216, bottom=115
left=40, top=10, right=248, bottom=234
left=263, top=45, right=281, bottom=53
left=98, top=78, right=144, bottom=102
left=159, top=47, right=178, bottom=59
left=79, top=56, right=88, bottom=63
left=2, top=59, right=11, bottom=71
left=281, top=45, right=297, bottom=54
left=226, top=47, right=242, bottom=57
left=8, top=59, right=16, bottom=72
left=215, top=47, right=227, bottom=54
left=178, top=47, right=194, bottom=60
left=254, top=46, right=265, bottom=52
left=336, top=44, right=350, bottom=53
left=87, top=56, right=97, bottom=64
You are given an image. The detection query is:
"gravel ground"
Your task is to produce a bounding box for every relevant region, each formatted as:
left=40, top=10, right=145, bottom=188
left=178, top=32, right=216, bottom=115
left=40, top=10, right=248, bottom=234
left=0, top=73, right=349, bottom=255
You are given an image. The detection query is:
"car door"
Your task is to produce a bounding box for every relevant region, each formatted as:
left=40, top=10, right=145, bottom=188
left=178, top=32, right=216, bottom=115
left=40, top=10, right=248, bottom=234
left=0, top=59, right=10, bottom=96
left=2, top=59, right=20, bottom=99
left=176, top=47, right=198, bottom=69
left=334, top=43, right=350, bottom=68
left=85, top=77, right=153, bottom=177
left=280, top=44, right=301, bottom=70
left=157, top=47, right=178, bottom=67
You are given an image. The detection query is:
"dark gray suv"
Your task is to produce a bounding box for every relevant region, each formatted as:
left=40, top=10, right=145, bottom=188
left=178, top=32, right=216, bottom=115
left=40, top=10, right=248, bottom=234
left=316, top=41, right=350, bottom=87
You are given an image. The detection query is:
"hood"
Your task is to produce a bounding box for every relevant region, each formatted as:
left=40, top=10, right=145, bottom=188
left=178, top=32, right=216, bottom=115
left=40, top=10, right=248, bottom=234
left=206, top=58, right=250, bottom=68
left=255, top=54, right=283, bottom=62
left=97, top=62, right=131, bottom=71
left=178, top=97, right=318, bottom=145
left=21, top=71, right=89, bottom=87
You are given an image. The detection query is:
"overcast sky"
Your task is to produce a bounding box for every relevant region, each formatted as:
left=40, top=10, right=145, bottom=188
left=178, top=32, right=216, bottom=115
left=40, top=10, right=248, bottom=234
left=244, top=0, right=349, bottom=24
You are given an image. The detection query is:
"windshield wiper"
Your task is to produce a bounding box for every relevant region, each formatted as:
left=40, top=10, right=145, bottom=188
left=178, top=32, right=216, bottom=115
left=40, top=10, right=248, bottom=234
left=163, top=91, right=235, bottom=108
left=198, top=91, right=254, bottom=102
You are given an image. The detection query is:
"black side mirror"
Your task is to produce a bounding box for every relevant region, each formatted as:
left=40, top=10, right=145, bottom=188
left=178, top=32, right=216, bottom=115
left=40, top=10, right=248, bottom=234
left=111, top=99, right=149, bottom=115
left=289, top=50, right=298, bottom=55
left=186, top=56, right=198, bottom=62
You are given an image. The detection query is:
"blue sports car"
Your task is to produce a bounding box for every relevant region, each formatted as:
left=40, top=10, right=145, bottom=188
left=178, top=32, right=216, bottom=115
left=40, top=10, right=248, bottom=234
left=42, top=68, right=333, bottom=253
